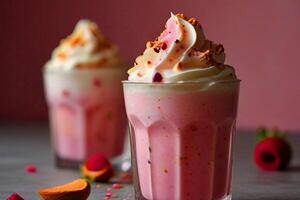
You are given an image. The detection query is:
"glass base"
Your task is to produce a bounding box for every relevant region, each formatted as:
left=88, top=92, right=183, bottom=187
left=134, top=194, right=231, bottom=200
left=223, top=194, right=232, bottom=200
left=55, top=155, right=82, bottom=169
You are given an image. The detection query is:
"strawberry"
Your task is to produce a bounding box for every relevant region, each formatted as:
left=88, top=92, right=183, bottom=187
left=254, top=128, right=292, bottom=171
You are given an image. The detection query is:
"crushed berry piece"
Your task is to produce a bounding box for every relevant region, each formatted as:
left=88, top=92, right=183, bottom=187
left=62, top=89, right=70, bottom=97
left=112, top=183, right=123, bottom=189
left=93, top=79, right=101, bottom=87
left=160, top=42, right=167, bottom=50
left=152, top=73, right=163, bottom=82
left=6, top=193, right=24, bottom=200
left=25, top=164, right=37, bottom=173
left=119, top=172, right=132, bottom=181
left=105, top=192, right=112, bottom=197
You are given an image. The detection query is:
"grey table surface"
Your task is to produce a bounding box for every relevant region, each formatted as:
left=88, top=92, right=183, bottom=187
left=0, top=123, right=299, bottom=200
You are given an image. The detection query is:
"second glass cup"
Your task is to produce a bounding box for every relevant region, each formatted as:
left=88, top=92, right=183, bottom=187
left=123, top=80, right=240, bottom=200
left=44, top=68, right=127, bottom=168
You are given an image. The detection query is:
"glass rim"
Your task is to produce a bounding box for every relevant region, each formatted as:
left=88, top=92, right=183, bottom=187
left=122, top=79, right=241, bottom=85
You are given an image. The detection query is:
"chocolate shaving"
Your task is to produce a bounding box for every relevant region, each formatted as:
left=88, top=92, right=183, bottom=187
left=188, top=17, right=199, bottom=26
left=215, top=44, right=224, bottom=54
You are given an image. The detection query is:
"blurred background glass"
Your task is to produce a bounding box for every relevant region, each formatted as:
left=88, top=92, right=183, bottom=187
left=0, top=0, right=299, bottom=131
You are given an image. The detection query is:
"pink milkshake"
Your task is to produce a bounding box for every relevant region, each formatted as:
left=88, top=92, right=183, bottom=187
left=44, top=20, right=127, bottom=167
left=124, top=13, right=240, bottom=200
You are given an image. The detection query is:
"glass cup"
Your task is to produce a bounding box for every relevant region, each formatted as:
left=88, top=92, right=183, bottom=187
left=123, top=80, right=240, bottom=200
left=43, top=68, right=127, bottom=168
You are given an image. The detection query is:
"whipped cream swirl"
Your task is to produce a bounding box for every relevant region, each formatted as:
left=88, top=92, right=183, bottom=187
left=128, top=13, right=236, bottom=82
left=45, top=20, right=121, bottom=71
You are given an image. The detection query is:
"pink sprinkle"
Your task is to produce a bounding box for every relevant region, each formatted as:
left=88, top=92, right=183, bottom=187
left=25, top=164, right=37, bottom=173
left=62, top=89, right=70, bottom=97
left=112, top=183, right=123, bottom=189
left=93, top=79, right=102, bottom=87
left=105, top=192, right=112, bottom=197
left=106, top=188, right=112, bottom=192
left=6, top=193, right=24, bottom=200
left=104, top=197, right=110, bottom=200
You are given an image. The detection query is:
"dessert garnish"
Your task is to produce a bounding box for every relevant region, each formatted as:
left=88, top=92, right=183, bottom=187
left=128, top=13, right=236, bottom=82
left=25, top=164, right=37, bottom=173
left=6, top=193, right=24, bottom=200
left=112, top=183, right=123, bottom=189
left=37, top=179, right=90, bottom=200
left=81, top=153, right=113, bottom=182
left=254, top=127, right=292, bottom=171
left=45, top=20, right=122, bottom=71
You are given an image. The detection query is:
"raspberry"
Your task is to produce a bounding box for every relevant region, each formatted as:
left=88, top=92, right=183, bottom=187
left=254, top=137, right=291, bottom=171
left=6, top=193, right=24, bottom=200
left=85, top=153, right=111, bottom=171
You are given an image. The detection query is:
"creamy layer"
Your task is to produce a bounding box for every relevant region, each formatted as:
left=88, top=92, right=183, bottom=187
left=45, top=20, right=121, bottom=71
left=128, top=13, right=237, bottom=82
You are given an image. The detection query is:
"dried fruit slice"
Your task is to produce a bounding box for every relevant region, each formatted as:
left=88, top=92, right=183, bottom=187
left=81, top=153, right=113, bottom=182
left=37, top=179, right=90, bottom=200
left=81, top=164, right=113, bottom=182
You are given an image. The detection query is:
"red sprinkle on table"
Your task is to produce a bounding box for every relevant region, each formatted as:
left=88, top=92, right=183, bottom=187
left=112, top=183, right=123, bottom=189
left=119, top=172, right=132, bottom=181
left=6, top=193, right=24, bottom=200
left=25, top=164, right=37, bottom=173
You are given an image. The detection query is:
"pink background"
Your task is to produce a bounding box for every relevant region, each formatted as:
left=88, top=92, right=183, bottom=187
left=0, top=0, right=299, bottom=131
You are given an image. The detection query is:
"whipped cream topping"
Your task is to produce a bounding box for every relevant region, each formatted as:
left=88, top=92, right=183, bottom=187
left=128, top=13, right=236, bottom=82
left=45, top=20, right=121, bottom=71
